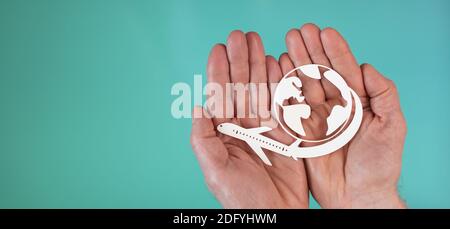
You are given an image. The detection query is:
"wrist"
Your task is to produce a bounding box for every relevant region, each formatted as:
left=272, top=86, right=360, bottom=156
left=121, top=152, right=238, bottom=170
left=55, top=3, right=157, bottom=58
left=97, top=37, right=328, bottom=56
left=343, top=189, right=406, bottom=209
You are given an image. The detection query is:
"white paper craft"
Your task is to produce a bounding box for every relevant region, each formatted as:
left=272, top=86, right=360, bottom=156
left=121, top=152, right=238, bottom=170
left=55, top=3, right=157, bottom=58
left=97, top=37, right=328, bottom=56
left=217, top=64, right=363, bottom=166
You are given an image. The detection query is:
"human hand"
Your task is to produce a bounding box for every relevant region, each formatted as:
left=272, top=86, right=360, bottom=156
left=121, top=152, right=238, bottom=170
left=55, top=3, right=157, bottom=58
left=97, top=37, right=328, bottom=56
left=281, top=24, right=407, bottom=208
left=190, top=31, right=309, bottom=208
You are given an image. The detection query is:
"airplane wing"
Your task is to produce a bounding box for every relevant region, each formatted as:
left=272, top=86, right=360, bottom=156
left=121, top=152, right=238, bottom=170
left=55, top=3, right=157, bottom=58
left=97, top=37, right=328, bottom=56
left=249, top=126, right=272, bottom=134
left=248, top=142, right=272, bottom=166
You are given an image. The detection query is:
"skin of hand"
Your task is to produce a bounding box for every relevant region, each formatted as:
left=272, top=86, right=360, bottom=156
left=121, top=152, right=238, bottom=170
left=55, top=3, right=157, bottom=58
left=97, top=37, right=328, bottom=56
left=190, top=31, right=309, bottom=208
left=280, top=23, right=407, bottom=208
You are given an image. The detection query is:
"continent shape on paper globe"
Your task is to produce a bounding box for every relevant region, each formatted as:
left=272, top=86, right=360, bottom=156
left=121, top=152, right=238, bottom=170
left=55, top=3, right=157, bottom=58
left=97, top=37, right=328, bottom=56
left=274, top=65, right=350, bottom=142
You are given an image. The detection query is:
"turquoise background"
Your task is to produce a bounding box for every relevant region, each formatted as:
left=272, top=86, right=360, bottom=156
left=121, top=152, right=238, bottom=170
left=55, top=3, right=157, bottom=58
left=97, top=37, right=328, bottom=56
left=0, top=0, right=449, bottom=208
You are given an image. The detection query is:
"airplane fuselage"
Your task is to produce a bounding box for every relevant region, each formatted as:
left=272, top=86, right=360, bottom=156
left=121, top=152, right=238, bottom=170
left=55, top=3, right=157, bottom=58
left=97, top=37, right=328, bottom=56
left=217, top=123, right=292, bottom=157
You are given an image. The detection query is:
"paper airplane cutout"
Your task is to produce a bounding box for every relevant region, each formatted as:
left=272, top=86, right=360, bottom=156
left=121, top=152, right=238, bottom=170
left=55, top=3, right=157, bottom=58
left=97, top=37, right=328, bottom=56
left=217, top=123, right=300, bottom=166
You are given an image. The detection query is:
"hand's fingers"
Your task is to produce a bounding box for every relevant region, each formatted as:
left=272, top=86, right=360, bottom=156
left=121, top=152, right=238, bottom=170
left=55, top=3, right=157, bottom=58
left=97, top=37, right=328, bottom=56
left=321, top=27, right=367, bottom=97
left=207, top=44, right=233, bottom=125
left=285, top=29, right=311, bottom=65
left=266, top=55, right=282, bottom=105
left=300, top=23, right=331, bottom=66
left=266, top=55, right=294, bottom=138
left=286, top=29, right=325, bottom=106
left=247, top=32, right=270, bottom=120
left=361, top=64, right=402, bottom=117
left=300, top=24, right=340, bottom=100
left=279, top=52, right=296, bottom=77
left=278, top=53, right=298, bottom=106
left=226, top=30, right=251, bottom=122
left=191, top=106, right=229, bottom=171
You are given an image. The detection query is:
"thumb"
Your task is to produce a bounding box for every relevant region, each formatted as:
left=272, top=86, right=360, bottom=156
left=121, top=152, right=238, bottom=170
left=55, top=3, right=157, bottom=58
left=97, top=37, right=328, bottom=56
left=361, top=63, right=402, bottom=118
left=191, top=106, right=228, bottom=170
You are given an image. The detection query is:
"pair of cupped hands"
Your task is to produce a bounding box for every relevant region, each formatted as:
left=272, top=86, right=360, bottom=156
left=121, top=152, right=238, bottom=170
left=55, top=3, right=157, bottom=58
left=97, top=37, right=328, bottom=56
left=190, top=23, right=407, bottom=208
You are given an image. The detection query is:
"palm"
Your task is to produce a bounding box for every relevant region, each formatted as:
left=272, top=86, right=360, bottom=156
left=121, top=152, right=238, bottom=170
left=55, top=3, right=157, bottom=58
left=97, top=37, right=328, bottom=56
left=191, top=31, right=308, bottom=208
left=301, top=103, right=405, bottom=207
left=346, top=107, right=405, bottom=191
left=220, top=118, right=308, bottom=208
left=280, top=24, right=406, bottom=208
